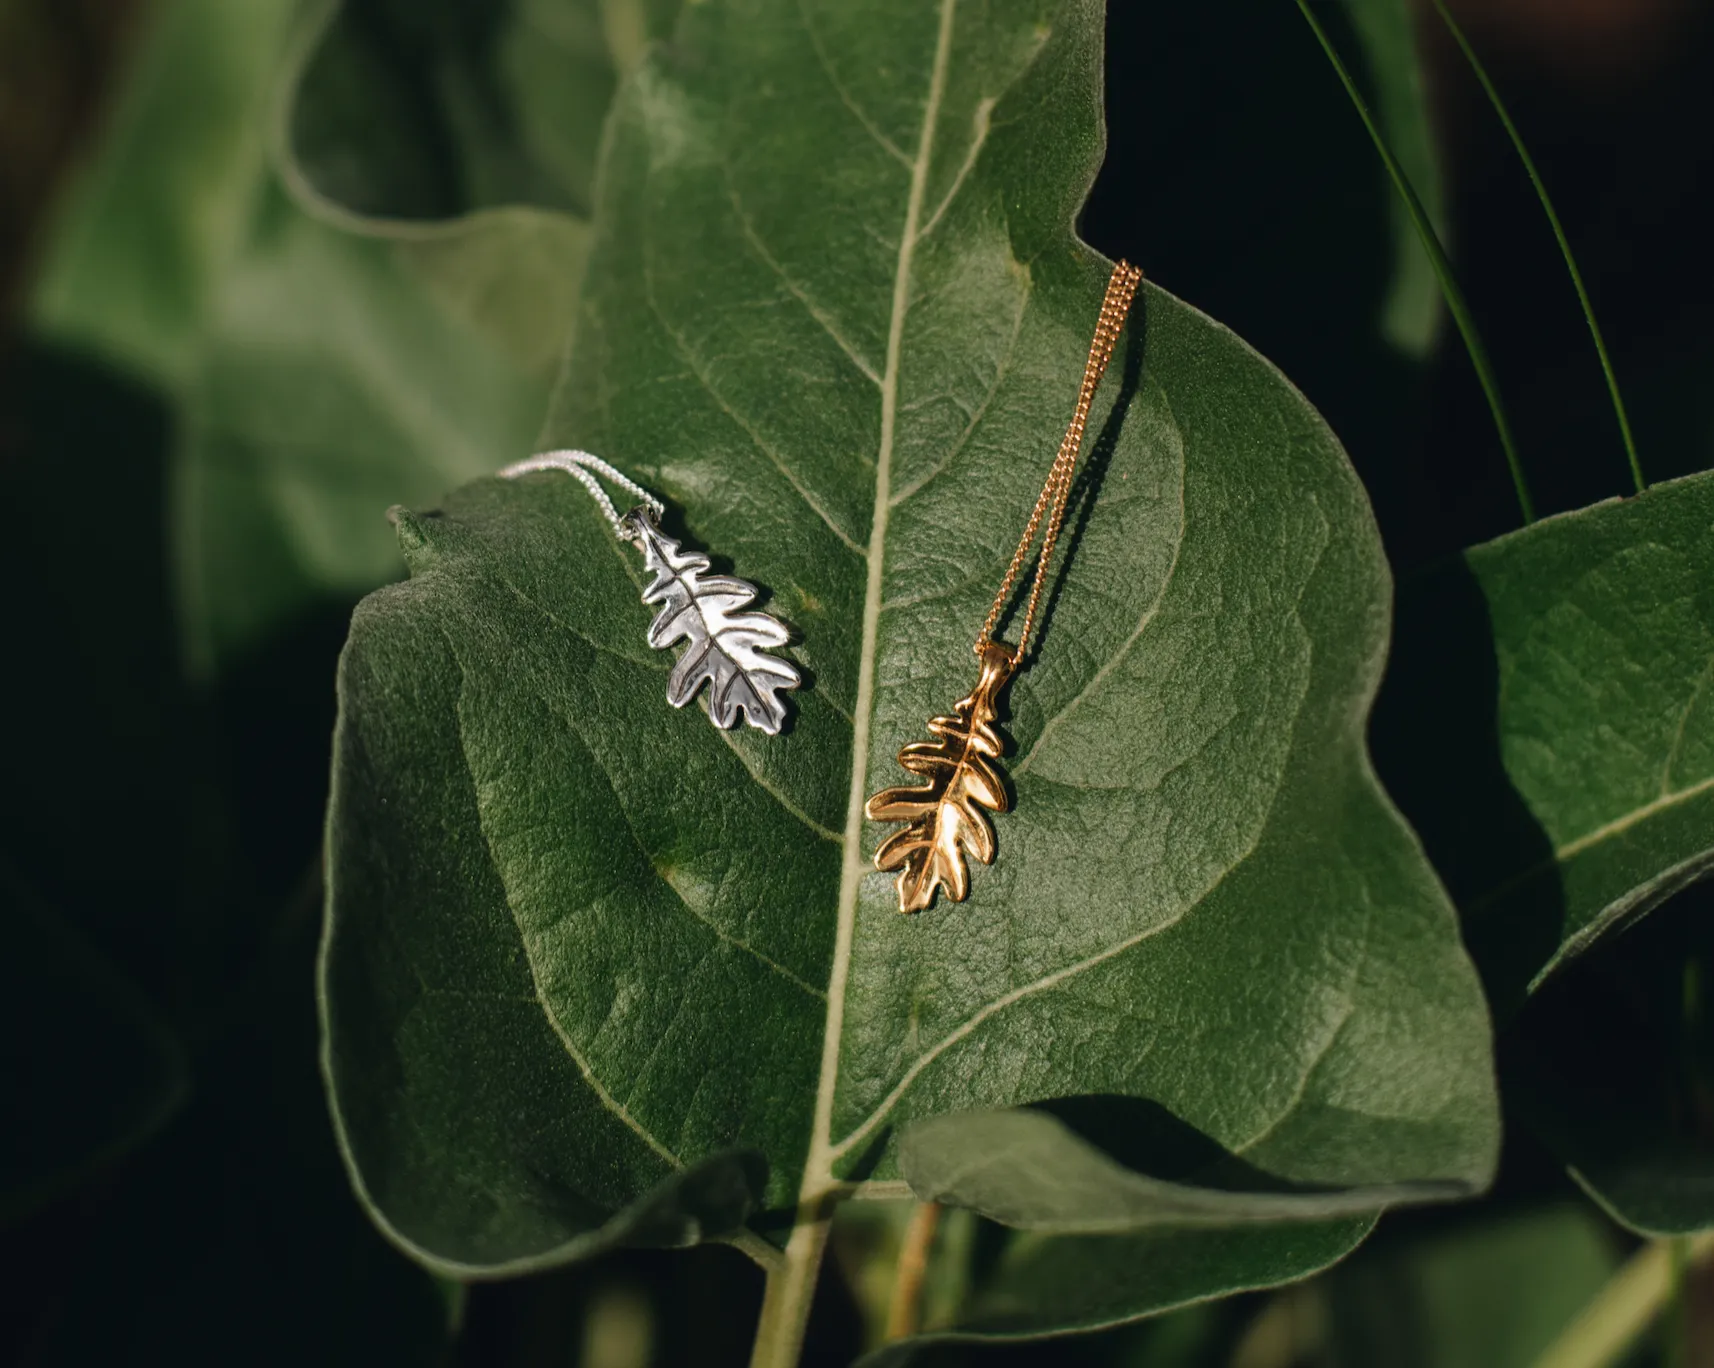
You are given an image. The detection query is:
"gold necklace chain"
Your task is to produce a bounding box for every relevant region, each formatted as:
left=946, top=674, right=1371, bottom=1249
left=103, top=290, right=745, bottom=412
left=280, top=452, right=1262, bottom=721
left=866, top=260, right=1145, bottom=913
left=976, top=259, right=1143, bottom=665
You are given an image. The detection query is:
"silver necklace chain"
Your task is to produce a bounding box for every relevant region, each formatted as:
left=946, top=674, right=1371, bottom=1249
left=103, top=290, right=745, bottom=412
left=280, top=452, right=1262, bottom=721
left=498, top=449, right=666, bottom=539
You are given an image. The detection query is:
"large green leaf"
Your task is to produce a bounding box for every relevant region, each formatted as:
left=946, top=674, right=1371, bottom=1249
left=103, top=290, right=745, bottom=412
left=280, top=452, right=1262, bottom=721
left=1374, top=471, right=1714, bottom=1233
left=323, top=0, right=1497, bottom=1316
left=1374, top=470, right=1714, bottom=1011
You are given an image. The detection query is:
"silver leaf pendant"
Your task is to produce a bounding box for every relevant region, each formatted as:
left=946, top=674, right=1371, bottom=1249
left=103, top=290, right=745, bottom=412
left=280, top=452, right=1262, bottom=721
left=621, top=507, right=801, bottom=735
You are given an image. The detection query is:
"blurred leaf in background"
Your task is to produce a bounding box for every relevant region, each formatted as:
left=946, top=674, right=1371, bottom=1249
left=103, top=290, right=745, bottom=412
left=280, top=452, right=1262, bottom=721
left=27, top=0, right=657, bottom=676
left=1318, top=1205, right=1622, bottom=1368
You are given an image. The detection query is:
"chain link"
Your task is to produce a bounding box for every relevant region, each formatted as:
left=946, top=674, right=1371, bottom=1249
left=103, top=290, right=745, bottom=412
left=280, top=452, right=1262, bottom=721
left=976, top=261, right=1144, bottom=666
left=498, top=449, right=667, bottom=539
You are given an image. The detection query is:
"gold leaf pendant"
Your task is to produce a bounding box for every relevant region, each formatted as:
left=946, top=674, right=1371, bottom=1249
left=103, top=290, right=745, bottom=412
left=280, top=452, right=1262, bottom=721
left=863, top=260, right=1142, bottom=914
left=865, top=642, right=1016, bottom=913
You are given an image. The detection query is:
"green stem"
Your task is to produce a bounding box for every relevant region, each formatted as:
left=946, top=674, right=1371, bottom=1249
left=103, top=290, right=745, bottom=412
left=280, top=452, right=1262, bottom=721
left=1294, top=0, right=1535, bottom=524
left=1532, top=1233, right=1714, bottom=1368
left=749, top=1199, right=835, bottom=1368
left=1668, top=1236, right=1690, bottom=1368
left=1428, top=0, right=1645, bottom=494
left=885, top=1201, right=943, bottom=1341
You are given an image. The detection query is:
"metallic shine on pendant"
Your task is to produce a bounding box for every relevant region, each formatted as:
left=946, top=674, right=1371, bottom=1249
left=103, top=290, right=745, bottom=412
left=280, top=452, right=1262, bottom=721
left=500, top=450, right=800, bottom=735
left=865, top=641, right=1015, bottom=912
left=622, top=505, right=800, bottom=734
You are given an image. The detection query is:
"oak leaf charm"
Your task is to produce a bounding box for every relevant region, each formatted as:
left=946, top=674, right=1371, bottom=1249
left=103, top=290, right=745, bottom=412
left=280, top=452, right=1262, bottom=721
left=865, top=641, right=1017, bottom=912
left=624, top=508, right=800, bottom=734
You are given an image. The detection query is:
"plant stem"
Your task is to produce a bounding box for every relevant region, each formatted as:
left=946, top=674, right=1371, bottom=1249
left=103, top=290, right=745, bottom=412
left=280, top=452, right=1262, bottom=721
left=1532, top=1233, right=1714, bottom=1368
left=885, top=1201, right=943, bottom=1340
left=1427, top=0, right=1645, bottom=495
left=1668, top=1236, right=1690, bottom=1368
left=1293, top=0, right=1536, bottom=525
left=749, top=1199, right=835, bottom=1368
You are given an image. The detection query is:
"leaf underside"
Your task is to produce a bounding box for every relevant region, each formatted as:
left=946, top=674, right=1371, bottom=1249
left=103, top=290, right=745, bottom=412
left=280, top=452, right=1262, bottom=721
left=322, top=0, right=1498, bottom=1319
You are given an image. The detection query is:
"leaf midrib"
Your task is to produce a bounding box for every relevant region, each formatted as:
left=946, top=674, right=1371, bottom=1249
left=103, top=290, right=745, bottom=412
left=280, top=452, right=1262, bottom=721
left=807, top=0, right=960, bottom=1205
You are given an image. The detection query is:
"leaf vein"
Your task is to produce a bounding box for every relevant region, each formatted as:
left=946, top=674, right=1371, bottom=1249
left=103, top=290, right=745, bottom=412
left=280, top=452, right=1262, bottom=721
left=888, top=277, right=1029, bottom=508
left=1013, top=403, right=1187, bottom=777
left=809, top=0, right=958, bottom=1196
left=721, top=162, right=883, bottom=385
left=827, top=836, right=1257, bottom=1164
left=1662, top=654, right=1714, bottom=795
left=456, top=583, right=828, bottom=1000
left=436, top=623, right=686, bottom=1170
left=641, top=266, right=868, bottom=557
left=797, top=0, right=913, bottom=168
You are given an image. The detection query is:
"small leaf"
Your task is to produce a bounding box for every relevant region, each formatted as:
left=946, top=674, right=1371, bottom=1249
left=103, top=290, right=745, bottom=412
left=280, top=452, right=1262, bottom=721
left=899, top=1109, right=1475, bottom=1235
left=1374, top=469, right=1714, bottom=1009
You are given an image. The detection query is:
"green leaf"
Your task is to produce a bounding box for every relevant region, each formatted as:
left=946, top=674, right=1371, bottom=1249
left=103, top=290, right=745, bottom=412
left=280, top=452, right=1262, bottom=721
left=1321, top=1205, right=1620, bottom=1368
left=1374, top=470, right=1714, bottom=1010
left=1333, top=0, right=1446, bottom=356
left=280, top=0, right=636, bottom=371
left=323, top=0, right=1498, bottom=1318
left=29, top=0, right=298, bottom=389
left=858, top=1218, right=1373, bottom=1363
left=178, top=181, right=550, bottom=669
left=1, top=868, right=187, bottom=1222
